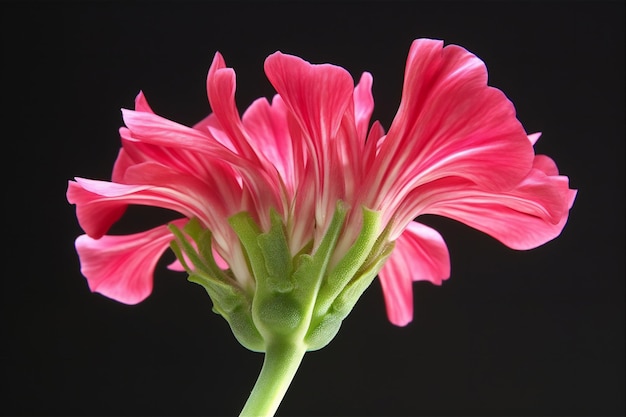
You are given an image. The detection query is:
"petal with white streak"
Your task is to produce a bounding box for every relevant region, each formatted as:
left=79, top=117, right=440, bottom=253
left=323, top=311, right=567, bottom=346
left=366, top=39, right=534, bottom=217
left=378, top=221, right=450, bottom=326
left=75, top=220, right=186, bottom=304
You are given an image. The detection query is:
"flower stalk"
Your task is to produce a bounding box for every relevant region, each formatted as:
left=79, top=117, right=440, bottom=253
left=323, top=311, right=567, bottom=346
left=239, top=341, right=307, bottom=417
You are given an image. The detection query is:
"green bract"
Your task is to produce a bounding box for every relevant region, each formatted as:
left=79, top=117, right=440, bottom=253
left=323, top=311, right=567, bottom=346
left=169, top=202, right=394, bottom=352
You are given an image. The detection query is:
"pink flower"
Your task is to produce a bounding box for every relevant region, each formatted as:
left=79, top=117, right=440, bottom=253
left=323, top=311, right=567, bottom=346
left=67, top=39, right=575, bottom=329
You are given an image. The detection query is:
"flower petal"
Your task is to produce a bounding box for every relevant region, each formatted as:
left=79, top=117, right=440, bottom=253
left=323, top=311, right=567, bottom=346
left=394, top=156, right=577, bottom=248
left=111, top=147, right=136, bottom=185
left=121, top=107, right=283, bottom=228
left=528, top=132, right=542, bottom=146
left=206, top=52, right=264, bottom=162
left=264, top=52, right=356, bottom=228
left=67, top=180, right=129, bottom=239
left=134, top=91, right=154, bottom=113
left=434, top=184, right=576, bottom=250
left=242, top=95, right=297, bottom=195
left=193, top=113, right=237, bottom=152
left=75, top=220, right=186, bottom=304
left=365, top=39, right=534, bottom=217
left=264, top=51, right=354, bottom=148
left=378, top=221, right=451, bottom=326
left=121, top=108, right=226, bottom=156
left=353, top=72, right=375, bottom=142
left=114, top=92, right=238, bottom=185
left=67, top=176, right=207, bottom=239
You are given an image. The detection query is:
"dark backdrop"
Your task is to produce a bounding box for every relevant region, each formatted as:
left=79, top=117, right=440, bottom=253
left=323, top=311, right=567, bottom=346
left=2, top=1, right=624, bottom=416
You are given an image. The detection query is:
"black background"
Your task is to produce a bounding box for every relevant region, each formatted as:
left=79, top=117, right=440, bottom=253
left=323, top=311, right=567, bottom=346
left=2, top=1, right=624, bottom=416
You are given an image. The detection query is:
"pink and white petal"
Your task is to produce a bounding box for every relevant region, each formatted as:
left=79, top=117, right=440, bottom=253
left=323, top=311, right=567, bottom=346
left=430, top=194, right=575, bottom=250
left=366, top=39, right=533, bottom=212
left=122, top=161, right=242, bottom=216
left=353, top=72, right=375, bottom=142
left=264, top=52, right=355, bottom=145
left=121, top=109, right=281, bottom=221
left=242, top=95, right=297, bottom=194
left=111, top=93, right=155, bottom=181
left=118, top=126, right=242, bottom=193
left=124, top=161, right=242, bottom=245
left=166, top=258, right=185, bottom=272
left=67, top=177, right=207, bottom=239
left=533, top=154, right=560, bottom=176
left=75, top=219, right=186, bottom=304
left=264, top=51, right=357, bottom=211
left=264, top=52, right=359, bottom=228
left=116, top=93, right=238, bottom=184
left=528, top=132, right=542, bottom=145
left=378, top=221, right=451, bottom=326
left=193, top=113, right=237, bottom=152
left=67, top=180, right=129, bottom=239
left=134, top=91, right=155, bottom=114
left=362, top=121, right=386, bottom=169
left=121, top=109, right=237, bottom=162
left=206, top=52, right=272, bottom=166
left=207, top=52, right=288, bottom=223
left=420, top=167, right=577, bottom=250
left=111, top=147, right=136, bottom=183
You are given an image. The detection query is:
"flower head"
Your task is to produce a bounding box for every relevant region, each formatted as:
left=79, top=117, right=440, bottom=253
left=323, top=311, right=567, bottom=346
left=67, top=39, right=575, bottom=348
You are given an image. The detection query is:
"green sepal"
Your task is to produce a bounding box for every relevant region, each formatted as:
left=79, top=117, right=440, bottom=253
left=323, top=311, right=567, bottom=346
left=168, top=220, right=264, bottom=352
left=168, top=219, right=230, bottom=285
left=313, top=207, right=382, bottom=318
left=188, top=272, right=264, bottom=352
left=228, top=203, right=348, bottom=343
left=331, top=241, right=394, bottom=320
left=289, top=202, right=348, bottom=310
left=170, top=204, right=395, bottom=354
left=257, top=209, right=294, bottom=294
left=304, top=226, right=394, bottom=351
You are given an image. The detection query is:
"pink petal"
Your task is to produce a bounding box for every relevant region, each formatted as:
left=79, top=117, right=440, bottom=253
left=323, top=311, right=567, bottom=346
left=121, top=161, right=242, bottom=218
left=111, top=147, right=136, bottom=184
left=363, top=121, right=386, bottom=169
left=193, top=113, right=237, bottom=152
left=67, top=180, right=128, bottom=239
left=365, top=39, right=534, bottom=216
left=353, top=72, right=375, bottom=142
left=117, top=126, right=239, bottom=191
left=456, top=179, right=576, bottom=251
left=206, top=53, right=260, bottom=161
left=378, top=221, right=451, bottom=326
left=112, top=92, right=154, bottom=182
left=242, top=95, right=297, bottom=195
left=395, top=156, right=577, bottom=249
left=134, top=91, right=155, bottom=113
left=75, top=219, right=186, bottom=304
left=264, top=52, right=356, bottom=228
left=528, top=132, right=542, bottom=145
left=533, top=154, right=559, bottom=176
left=67, top=176, right=208, bottom=239
left=115, top=92, right=234, bottom=183
left=120, top=108, right=282, bottom=226
left=430, top=192, right=576, bottom=250
left=264, top=52, right=354, bottom=146
left=121, top=109, right=226, bottom=157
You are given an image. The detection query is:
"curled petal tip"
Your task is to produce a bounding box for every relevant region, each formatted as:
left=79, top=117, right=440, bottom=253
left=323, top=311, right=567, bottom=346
left=528, top=132, right=542, bottom=145
left=134, top=90, right=154, bottom=113
left=209, top=51, right=226, bottom=72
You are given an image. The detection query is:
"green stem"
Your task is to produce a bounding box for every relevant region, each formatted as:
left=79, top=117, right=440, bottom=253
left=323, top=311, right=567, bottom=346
left=239, top=342, right=307, bottom=417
